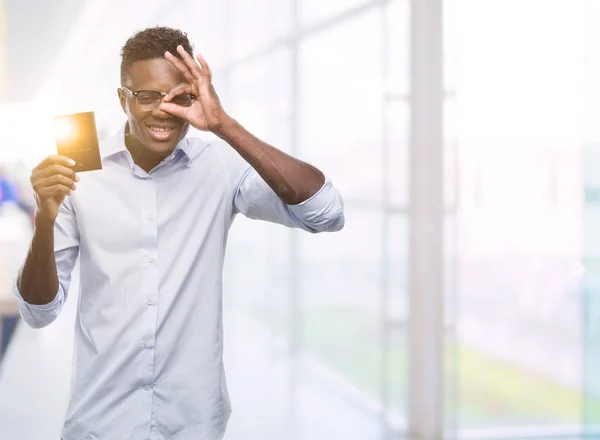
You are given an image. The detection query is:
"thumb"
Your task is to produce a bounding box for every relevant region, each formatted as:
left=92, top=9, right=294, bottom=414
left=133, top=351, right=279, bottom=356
left=159, top=103, right=188, bottom=120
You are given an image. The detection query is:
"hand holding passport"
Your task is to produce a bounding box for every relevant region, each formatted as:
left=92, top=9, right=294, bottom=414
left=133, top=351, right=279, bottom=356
left=53, top=111, right=103, bottom=172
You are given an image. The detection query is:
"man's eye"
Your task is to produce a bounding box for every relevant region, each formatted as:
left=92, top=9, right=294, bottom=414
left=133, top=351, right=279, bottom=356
left=137, top=93, right=158, bottom=103
left=172, top=95, right=193, bottom=106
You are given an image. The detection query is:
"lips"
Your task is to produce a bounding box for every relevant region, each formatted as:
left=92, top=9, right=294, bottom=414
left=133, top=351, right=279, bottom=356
left=147, top=125, right=177, bottom=142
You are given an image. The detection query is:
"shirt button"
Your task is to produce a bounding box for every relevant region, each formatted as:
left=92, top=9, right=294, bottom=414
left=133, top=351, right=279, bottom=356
left=144, top=385, right=151, bottom=391
left=147, top=257, right=154, bottom=263
left=146, top=215, right=153, bottom=220
left=147, top=300, right=154, bottom=306
left=142, top=342, right=150, bottom=348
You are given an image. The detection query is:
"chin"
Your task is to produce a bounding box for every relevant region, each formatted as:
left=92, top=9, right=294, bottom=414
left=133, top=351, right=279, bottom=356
left=146, top=139, right=179, bottom=156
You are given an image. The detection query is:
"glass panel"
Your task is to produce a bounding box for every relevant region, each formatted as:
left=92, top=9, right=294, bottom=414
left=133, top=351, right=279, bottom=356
left=385, top=101, right=409, bottom=208
left=385, top=0, right=410, bottom=97
left=583, top=0, right=600, bottom=144
left=229, top=57, right=270, bottom=139
left=449, top=0, right=585, bottom=432
left=445, top=213, right=459, bottom=433
left=299, top=9, right=383, bottom=204
left=264, top=49, right=293, bottom=152
left=229, top=0, right=291, bottom=59
left=296, top=207, right=386, bottom=439
left=384, top=215, right=409, bottom=425
left=444, top=0, right=458, bottom=92
left=264, top=228, right=293, bottom=347
left=300, top=207, right=382, bottom=398
left=229, top=49, right=292, bottom=146
left=226, top=50, right=293, bottom=340
left=583, top=1, right=600, bottom=433
left=582, top=142, right=600, bottom=430
left=223, top=217, right=271, bottom=311
left=300, top=0, right=371, bottom=27
left=385, top=214, right=409, bottom=322
left=158, top=0, right=228, bottom=64
left=444, top=214, right=458, bottom=328
left=384, top=327, right=409, bottom=435
left=445, top=98, right=458, bottom=210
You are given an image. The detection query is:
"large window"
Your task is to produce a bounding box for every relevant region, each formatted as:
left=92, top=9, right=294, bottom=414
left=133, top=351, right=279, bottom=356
left=447, top=0, right=588, bottom=436
left=211, top=0, right=594, bottom=438
left=222, top=1, right=412, bottom=437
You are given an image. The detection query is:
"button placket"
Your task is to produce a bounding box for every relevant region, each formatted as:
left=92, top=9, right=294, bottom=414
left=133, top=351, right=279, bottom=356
left=139, top=180, right=159, bottom=397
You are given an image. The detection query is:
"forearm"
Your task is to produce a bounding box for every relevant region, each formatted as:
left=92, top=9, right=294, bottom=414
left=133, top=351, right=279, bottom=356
left=215, top=117, right=325, bottom=205
left=17, top=212, right=59, bottom=305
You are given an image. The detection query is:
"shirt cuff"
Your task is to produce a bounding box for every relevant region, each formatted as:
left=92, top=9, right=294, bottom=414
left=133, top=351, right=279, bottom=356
left=288, top=178, right=333, bottom=213
left=12, top=279, right=63, bottom=311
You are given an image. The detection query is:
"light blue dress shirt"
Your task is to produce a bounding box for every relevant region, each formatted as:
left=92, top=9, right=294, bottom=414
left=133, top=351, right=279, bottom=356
left=13, top=124, right=344, bottom=440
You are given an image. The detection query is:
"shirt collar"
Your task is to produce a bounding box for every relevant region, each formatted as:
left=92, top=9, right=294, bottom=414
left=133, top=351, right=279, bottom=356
left=101, top=122, right=193, bottom=164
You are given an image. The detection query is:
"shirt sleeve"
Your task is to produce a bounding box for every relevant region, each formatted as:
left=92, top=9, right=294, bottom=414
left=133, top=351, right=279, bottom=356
left=215, top=140, right=345, bottom=233
left=12, top=197, right=80, bottom=329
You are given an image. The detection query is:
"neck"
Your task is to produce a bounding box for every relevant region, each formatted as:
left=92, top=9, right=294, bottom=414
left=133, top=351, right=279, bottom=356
left=124, top=133, right=168, bottom=173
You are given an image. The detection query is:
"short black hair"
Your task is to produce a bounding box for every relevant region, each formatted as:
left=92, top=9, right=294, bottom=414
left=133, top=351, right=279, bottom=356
left=120, top=26, right=194, bottom=83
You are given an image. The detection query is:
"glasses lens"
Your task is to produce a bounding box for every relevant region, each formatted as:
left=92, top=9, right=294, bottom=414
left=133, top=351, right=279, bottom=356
left=171, top=94, right=194, bottom=107
left=135, top=91, right=162, bottom=110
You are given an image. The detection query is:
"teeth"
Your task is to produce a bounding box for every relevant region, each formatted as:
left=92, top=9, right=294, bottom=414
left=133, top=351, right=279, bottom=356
left=150, top=127, right=173, bottom=132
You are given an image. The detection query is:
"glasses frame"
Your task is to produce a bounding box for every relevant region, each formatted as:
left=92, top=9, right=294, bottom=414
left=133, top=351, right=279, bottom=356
left=121, top=86, right=196, bottom=111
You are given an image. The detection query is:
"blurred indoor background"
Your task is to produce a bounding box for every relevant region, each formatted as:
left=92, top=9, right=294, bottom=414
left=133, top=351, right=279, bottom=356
left=0, top=0, right=599, bottom=439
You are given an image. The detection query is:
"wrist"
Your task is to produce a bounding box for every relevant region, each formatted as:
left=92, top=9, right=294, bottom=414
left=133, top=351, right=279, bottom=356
left=212, top=115, right=238, bottom=140
left=34, top=209, right=55, bottom=230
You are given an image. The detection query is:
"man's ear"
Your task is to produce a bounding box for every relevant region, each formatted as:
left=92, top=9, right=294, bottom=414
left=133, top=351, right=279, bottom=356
left=117, top=88, right=127, bottom=113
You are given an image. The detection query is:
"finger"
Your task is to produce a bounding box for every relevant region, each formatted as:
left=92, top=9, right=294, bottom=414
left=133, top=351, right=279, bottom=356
left=32, top=164, right=78, bottom=182
left=158, top=102, right=189, bottom=120
left=176, top=45, right=206, bottom=83
left=195, top=54, right=212, bottom=82
left=164, top=51, right=196, bottom=85
left=165, top=82, right=194, bottom=102
left=35, top=175, right=77, bottom=192
left=34, top=155, right=76, bottom=172
left=38, top=184, right=73, bottom=199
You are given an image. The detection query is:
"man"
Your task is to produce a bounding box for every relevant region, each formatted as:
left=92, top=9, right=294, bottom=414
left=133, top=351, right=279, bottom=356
left=14, top=27, right=344, bottom=440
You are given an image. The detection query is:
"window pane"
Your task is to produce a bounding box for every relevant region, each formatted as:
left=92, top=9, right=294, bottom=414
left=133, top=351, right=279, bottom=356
left=582, top=142, right=600, bottom=429
left=229, top=49, right=292, bottom=147
left=384, top=215, right=409, bottom=426
left=296, top=209, right=407, bottom=436
left=299, top=10, right=383, bottom=203
left=384, top=327, right=409, bottom=434
left=444, top=0, right=458, bottom=92
left=583, top=0, right=600, bottom=144
left=449, top=0, right=585, bottom=432
left=385, top=215, right=409, bottom=322
left=445, top=98, right=458, bottom=209
left=300, top=0, right=371, bottom=27
left=582, top=3, right=600, bottom=429
left=223, top=217, right=272, bottom=311
left=385, top=101, right=409, bottom=208
left=385, top=0, right=410, bottom=96
left=229, top=0, right=291, bottom=59
left=159, top=0, right=228, bottom=64
left=300, top=207, right=382, bottom=401
left=226, top=50, right=293, bottom=332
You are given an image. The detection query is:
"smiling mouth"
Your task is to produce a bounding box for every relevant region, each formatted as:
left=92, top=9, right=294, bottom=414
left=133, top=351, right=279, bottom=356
left=147, top=125, right=177, bottom=141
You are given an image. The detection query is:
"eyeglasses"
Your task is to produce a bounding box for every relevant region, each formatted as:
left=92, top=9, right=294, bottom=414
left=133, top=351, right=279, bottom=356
left=121, top=87, right=196, bottom=111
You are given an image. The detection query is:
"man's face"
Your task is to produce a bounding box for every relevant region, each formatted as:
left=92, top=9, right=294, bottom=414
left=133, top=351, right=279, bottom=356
left=118, top=58, right=190, bottom=157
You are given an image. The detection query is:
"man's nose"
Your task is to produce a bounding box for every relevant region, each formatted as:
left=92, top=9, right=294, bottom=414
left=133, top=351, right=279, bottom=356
left=152, top=103, right=173, bottom=119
